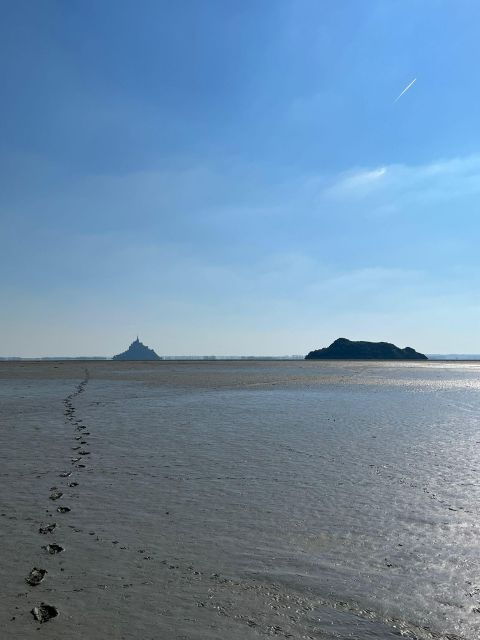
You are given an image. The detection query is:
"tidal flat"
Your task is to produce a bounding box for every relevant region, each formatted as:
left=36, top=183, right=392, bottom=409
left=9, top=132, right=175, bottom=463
left=1, top=359, right=480, bottom=639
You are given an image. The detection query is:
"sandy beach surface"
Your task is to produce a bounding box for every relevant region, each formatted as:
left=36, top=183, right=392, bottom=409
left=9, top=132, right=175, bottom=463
left=2, top=359, right=480, bottom=639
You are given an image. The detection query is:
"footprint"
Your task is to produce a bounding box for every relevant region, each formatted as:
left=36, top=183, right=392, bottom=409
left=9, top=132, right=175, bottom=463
left=31, top=604, right=58, bottom=623
left=42, top=544, right=64, bottom=555
left=26, top=568, right=47, bottom=586
left=69, top=482, right=79, bottom=487
left=59, top=472, right=72, bottom=478
left=71, top=458, right=80, bottom=463
left=78, top=451, right=90, bottom=456
left=39, top=523, right=56, bottom=534
left=57, top=506, right=71, bottom=514
left=49, top=491, right=63, bottom=501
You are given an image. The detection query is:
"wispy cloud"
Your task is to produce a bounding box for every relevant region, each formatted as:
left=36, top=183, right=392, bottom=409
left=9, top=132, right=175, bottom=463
left=323, top=154, right=480, bottom=206
left=324, top=166, right=387, bottom=197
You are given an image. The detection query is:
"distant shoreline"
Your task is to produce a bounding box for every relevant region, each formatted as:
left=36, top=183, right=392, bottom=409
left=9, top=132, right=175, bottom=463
left=2, top=356, right=480, bottom=362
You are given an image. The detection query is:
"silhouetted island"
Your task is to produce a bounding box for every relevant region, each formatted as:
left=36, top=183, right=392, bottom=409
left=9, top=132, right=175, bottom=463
left=112, top=338, right=162, bottom=361
left=305, top=338, right=428, bottom=360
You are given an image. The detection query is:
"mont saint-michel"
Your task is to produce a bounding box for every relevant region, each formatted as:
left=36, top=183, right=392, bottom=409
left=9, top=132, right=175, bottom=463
left=112, top=337, right=161, bottom=361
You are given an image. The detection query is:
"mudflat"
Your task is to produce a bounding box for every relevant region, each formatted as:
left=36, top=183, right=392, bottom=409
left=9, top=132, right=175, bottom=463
left=2, top=359, right=480, bottom=639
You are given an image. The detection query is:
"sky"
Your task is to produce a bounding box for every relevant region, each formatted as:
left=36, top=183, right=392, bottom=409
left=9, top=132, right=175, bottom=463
left=2, top=0, right=480, bottom=356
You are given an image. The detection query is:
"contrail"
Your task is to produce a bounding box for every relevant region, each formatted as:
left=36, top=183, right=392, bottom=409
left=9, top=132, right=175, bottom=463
left=394, top=78, right=416, bottom=103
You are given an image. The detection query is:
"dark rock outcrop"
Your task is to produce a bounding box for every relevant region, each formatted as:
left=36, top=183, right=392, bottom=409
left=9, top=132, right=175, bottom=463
left=112, top=338, right=162, bottom=361
left=305, top=338, right=428, bottom=360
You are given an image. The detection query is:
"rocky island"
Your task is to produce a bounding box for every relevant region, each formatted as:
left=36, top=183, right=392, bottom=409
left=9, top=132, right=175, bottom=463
left=305, top=338, right=428, bottom=360
left=112, top=337, right=162, bottom=361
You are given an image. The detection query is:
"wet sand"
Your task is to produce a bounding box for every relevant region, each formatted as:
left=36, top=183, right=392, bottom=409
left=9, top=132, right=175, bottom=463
left=2, top=360, right=480, bottom=639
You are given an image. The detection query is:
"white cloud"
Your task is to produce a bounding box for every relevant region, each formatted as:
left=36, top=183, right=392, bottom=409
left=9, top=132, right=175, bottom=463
left=327, top=166, right=387, bottom=195
left=323, top=154, right=480, bottom=206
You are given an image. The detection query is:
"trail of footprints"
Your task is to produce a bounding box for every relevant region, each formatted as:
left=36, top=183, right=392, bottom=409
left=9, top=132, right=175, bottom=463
left=22, top=371, right=180, bottom=626
left=21, top=369, right=189, bottom=626
left=18, top=370, right=313, bottom=637
left=27, top=371, right=90, bottom=624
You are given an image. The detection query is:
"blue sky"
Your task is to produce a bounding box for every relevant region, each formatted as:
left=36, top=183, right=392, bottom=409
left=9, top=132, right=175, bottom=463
left=2, top=0, right=480, bottom=356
